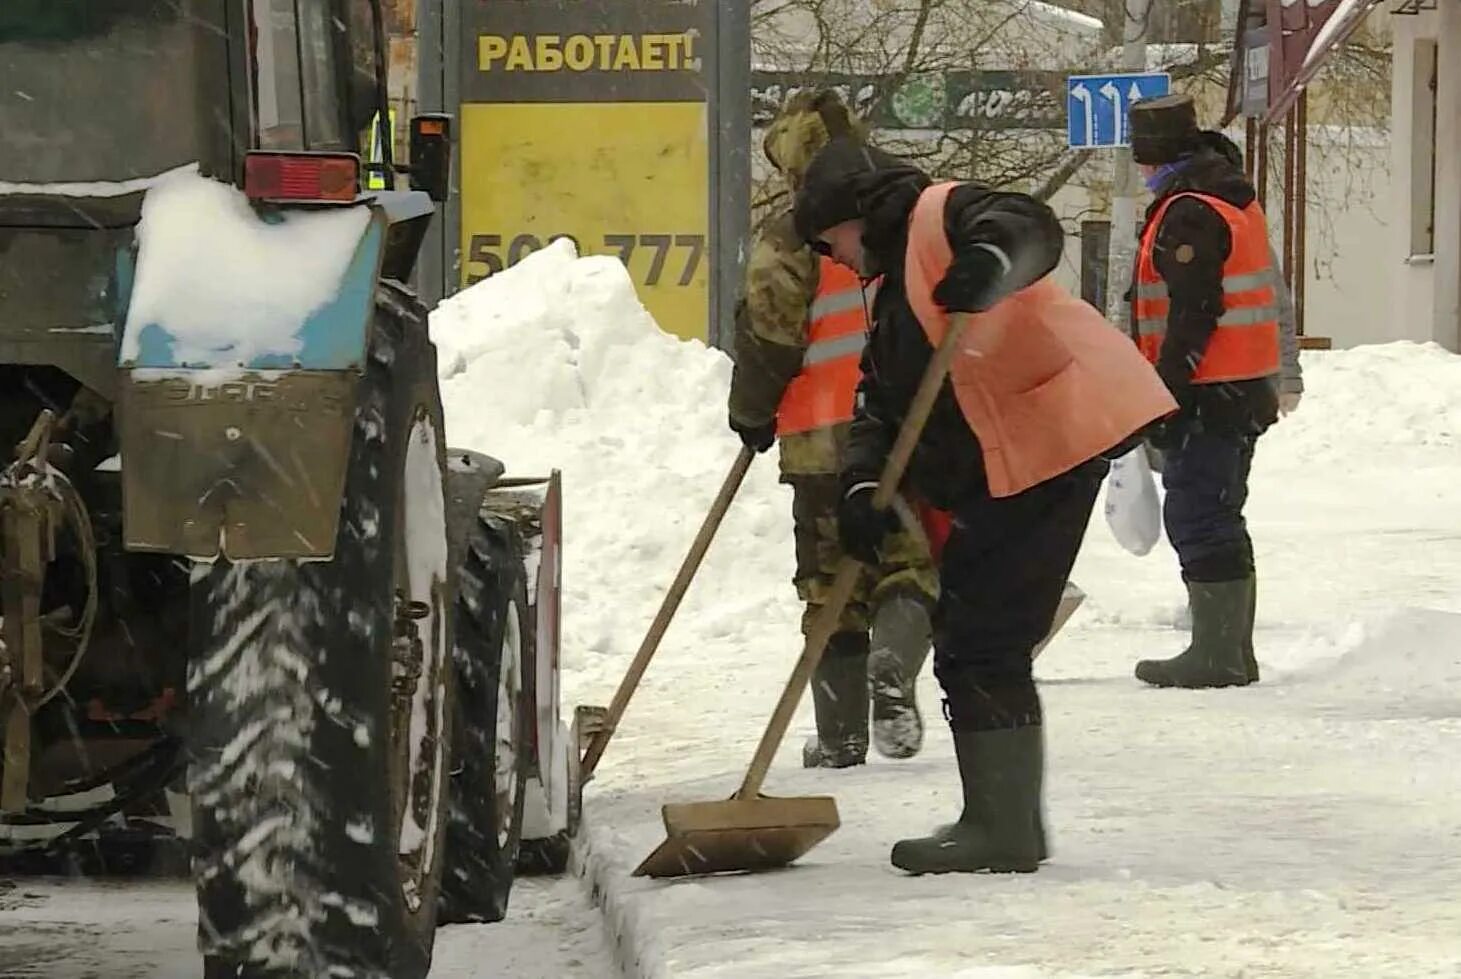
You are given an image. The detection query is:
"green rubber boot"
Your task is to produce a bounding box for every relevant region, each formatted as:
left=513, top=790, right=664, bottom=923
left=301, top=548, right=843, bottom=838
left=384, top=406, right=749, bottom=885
left=1242, top=574, right=1259, bottom=683
left=802, top=631, right=870, bottom=768
left=868, top=594, right=932, bottom=760
left=1135, top=578, right=1254, bottom=689
left=890, top=726, right=1045, bottom=875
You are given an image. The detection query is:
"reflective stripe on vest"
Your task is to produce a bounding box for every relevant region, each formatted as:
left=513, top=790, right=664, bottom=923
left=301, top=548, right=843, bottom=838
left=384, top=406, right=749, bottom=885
left=776, top=257, right=872, bottom=436
left=1133, top=192, right=1281, bottom=383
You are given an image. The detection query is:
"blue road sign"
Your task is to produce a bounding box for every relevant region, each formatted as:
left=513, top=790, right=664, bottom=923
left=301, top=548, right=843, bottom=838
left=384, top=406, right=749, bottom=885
left=1066, top=72, right=1171, bottom=149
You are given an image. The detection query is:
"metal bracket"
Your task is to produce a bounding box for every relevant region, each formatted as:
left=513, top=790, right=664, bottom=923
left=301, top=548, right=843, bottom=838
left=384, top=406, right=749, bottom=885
left=0, top=411, right=66, bottom=812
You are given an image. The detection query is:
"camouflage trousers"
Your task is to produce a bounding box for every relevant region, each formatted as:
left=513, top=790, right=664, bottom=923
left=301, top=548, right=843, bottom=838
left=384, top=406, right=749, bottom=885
left=790, top=475, right=940, bottom=635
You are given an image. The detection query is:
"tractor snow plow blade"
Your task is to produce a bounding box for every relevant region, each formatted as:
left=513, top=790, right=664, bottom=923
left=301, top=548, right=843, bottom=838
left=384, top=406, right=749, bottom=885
left=632, top=794, right=839, bottom=878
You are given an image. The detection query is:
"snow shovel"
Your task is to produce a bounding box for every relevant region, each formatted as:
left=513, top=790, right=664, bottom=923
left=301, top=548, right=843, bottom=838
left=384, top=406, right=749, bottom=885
left=1033, top=581, right=1086, bottom=661
left=633, top=309, right=983, bottom=880
left=578, top=445, right=756, bottom=782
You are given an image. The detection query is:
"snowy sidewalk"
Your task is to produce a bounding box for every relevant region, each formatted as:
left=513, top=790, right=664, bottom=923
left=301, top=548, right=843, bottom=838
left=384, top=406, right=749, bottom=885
left=435, top=247, right=1461, bottom=978
left=573, top=463, right=1461, bottom=977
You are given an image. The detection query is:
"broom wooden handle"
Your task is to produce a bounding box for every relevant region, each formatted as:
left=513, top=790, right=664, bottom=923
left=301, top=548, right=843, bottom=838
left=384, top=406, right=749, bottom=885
left=580, top=445, right=755, bottom=780
left=737, top=312, right=973, bottom=799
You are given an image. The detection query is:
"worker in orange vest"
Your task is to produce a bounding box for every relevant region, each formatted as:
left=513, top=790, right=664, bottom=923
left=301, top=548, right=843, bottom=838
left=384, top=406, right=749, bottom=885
left=793, top=137, right=1175, bottom=874
left=727, top=91, right=940, bottom=768
left=1125, top=94, right=1282, bottom=689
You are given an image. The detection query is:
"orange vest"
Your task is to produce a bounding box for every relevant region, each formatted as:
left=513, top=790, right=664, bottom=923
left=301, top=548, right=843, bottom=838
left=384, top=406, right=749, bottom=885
left=1133, top=192, right=1281, bottom=383
left=905, top=182, right=1177, bottom=499
left=776, top=256, right=875, bottom=436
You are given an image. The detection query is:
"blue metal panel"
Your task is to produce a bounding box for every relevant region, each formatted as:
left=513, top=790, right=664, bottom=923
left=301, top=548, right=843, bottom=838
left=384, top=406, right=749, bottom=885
left=112, top=243, right=137, bottom=341
left=279, top=214, right=384, bottom=370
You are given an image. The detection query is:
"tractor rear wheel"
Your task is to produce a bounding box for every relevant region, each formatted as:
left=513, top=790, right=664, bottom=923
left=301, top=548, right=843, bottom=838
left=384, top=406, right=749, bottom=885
left=189, top=290, right=454, bottom=979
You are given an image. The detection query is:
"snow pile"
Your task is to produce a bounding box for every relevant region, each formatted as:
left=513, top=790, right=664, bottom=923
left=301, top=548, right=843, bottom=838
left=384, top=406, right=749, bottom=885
left=123, top=171, right=370, bottom=366
left=1262, top=342, right=1461, bottom=463
left=1298, top=607, right=1461, bottom=711
left=431, top=240, right=801, bottom=700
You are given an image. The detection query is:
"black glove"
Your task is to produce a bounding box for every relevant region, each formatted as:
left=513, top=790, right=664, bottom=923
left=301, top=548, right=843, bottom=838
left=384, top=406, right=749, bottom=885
left=837, top=483, right=901, bottom=565
left=1144, top=412, right=1189, bottom=452
left=932, top=245, right=1008, bottom=313
left=729, top=416, right=776, bottom=454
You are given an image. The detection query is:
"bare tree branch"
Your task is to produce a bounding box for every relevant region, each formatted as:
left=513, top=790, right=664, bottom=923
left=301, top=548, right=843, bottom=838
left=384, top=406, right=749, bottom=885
left=1034, top=150, right=1096, bottom=202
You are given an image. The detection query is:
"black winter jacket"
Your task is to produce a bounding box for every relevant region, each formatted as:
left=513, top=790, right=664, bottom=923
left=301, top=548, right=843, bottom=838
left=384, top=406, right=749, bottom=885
left=795, top=144, right=1067, bottom=510
left=1135, top=143, right=1279, bottom=440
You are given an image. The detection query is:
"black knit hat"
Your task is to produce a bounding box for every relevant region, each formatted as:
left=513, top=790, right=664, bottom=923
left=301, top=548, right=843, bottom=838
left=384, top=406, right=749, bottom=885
left=792, top=136, right=917, bottom=241
left=1129, top=93, right=1201, bottom=165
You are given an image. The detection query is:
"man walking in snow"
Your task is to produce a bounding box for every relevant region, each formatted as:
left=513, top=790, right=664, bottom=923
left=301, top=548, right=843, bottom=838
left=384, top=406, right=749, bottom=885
left=792, top=137, right=1174, bottom=874
left=727, top=90, right=940, bottom=767
left=1125, top=94, right=1285, bottom=688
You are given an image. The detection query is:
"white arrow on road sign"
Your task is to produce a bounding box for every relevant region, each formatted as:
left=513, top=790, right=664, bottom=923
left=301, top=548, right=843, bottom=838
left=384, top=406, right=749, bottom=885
left=1071, top=82, right=1094, bottom=147
left=1099, top=81, right=1122, bottom=143
left=1128, top=83, right=1145, bottom=144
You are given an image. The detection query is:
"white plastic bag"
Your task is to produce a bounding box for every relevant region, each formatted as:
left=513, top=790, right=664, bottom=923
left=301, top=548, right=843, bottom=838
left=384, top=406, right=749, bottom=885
left=1104, top=446, right=1162, bottom=556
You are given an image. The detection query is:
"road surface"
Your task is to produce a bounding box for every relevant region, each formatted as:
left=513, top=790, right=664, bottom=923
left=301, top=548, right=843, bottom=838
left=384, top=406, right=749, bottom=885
left=0, top=875, right=613, bottom=978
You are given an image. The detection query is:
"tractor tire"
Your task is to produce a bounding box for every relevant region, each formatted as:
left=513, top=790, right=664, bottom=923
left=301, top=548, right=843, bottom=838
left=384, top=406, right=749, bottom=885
left=189, top=287, right=455, bottom=979
left=437, top=513, right=531, bottom=924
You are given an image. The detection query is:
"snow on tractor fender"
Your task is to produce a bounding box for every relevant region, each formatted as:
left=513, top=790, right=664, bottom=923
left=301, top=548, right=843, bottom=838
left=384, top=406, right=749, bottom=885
left=115, top=169, right=393, bottom=561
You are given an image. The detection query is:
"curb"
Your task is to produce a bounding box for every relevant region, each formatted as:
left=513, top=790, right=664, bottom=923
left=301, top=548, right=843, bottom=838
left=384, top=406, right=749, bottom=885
left=569, top=825, right=656, bottom=979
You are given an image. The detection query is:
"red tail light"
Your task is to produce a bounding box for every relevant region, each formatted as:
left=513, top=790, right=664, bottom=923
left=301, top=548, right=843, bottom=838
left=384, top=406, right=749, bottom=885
left=244, top=151, right=360, bottom=203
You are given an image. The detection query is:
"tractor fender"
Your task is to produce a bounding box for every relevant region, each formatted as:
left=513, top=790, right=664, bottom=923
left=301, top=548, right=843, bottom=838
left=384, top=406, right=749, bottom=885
left=115, top=194, right=399, bottom=561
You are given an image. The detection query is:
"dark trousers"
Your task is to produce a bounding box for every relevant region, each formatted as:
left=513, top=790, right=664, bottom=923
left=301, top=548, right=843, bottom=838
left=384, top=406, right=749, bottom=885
left=1160, top=430, right=1256, bottom=582
left=932, top=460, right=1106, bottom=732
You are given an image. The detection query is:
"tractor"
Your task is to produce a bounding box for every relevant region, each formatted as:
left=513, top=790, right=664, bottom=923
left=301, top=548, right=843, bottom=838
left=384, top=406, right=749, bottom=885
left=0, top=1, right=579, bottom=975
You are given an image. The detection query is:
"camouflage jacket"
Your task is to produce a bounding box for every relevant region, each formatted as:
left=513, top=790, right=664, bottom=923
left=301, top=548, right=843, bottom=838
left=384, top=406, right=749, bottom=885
left=727, top=209, right=853, bottom=477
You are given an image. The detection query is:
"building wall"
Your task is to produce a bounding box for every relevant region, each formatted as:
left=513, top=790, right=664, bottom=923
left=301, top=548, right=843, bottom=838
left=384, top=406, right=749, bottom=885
left=1295, top=134, right=1394, bottom=351
left=1389, top=7, right=1461, bottom=352
left=1390, top=9, right=1439, bottom=346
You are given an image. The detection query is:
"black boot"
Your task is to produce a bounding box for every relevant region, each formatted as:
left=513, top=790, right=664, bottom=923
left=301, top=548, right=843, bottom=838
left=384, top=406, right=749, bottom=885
left=803, top=631, right=870, bottom=768
left=1135, top=578, right=1254, bottom=688
left=868, top=594, right=932, bottom=760
left=890, top=726, right=1044, bottom=874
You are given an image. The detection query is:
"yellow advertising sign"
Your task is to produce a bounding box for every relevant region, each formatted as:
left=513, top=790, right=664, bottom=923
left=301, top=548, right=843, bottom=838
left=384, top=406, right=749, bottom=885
left=458, top=101, right=709, bottom=342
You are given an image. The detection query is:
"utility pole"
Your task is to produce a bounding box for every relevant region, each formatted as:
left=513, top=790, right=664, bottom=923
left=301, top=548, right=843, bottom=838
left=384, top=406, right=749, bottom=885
left=1103, top=0, right=1153, bottom=324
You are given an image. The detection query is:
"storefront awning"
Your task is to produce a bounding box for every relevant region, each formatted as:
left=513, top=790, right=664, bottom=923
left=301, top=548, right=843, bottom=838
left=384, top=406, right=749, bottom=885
left=1226, top=0, right=1387, bottom=125
left=1265, top=0, right=1387, bottom=122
